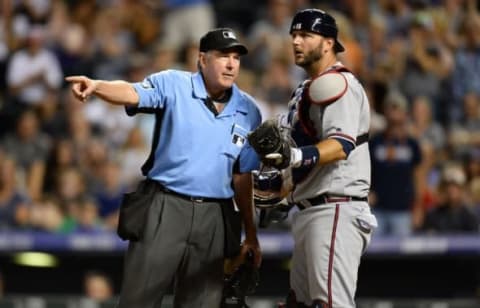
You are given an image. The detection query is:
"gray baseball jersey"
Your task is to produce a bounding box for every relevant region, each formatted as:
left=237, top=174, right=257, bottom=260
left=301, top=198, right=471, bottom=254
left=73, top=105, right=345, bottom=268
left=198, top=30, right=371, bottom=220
left=286, top=62, right=371, bottom=204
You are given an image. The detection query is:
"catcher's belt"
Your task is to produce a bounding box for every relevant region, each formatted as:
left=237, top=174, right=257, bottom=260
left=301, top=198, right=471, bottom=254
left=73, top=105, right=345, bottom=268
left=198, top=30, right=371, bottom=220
left=296, top=194, right=368, bottom=210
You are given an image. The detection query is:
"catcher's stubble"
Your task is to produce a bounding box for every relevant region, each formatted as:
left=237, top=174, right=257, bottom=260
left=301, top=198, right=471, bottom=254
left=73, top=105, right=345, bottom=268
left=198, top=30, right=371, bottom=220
left=294, top=40, right=325, bottom=69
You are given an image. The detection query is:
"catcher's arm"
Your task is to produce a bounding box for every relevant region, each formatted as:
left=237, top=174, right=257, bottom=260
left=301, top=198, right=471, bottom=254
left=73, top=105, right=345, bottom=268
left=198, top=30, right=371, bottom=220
left=247, top=119, right=320, bottom=170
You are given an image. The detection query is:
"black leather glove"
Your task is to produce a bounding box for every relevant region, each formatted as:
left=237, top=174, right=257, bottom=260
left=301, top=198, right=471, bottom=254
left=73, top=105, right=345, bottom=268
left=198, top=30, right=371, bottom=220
left=248, top=119, right=291, bottom=169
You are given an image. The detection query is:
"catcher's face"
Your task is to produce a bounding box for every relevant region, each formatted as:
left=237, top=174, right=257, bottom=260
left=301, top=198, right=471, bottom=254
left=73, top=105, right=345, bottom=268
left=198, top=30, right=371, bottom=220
left=200, top=50, right=240, bottom=96
left=291, top=30, right=334, bottom=68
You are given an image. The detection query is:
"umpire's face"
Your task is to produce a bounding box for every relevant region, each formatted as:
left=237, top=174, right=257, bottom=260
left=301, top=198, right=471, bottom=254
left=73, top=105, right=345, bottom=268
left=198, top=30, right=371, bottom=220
left=199, top=50, right=240, bottom=95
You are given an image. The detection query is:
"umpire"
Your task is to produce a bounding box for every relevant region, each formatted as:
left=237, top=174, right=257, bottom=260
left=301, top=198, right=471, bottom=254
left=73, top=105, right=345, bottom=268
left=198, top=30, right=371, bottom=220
left=66, top=28, right=262, bottom=308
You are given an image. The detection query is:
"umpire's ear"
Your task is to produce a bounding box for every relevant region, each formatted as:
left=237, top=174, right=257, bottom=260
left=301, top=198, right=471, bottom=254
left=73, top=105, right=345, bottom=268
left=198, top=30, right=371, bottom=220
left=198, top=52, right=207, bottom=71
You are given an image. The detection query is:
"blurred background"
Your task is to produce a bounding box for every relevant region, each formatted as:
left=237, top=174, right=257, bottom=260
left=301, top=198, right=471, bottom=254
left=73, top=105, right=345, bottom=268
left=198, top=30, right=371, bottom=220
left=1, top=0, right=480, bottom=307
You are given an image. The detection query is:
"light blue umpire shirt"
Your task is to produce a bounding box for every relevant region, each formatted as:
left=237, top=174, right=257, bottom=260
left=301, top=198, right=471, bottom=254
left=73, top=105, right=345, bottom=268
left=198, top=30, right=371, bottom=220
left=127, top=69, right=262, bottom=199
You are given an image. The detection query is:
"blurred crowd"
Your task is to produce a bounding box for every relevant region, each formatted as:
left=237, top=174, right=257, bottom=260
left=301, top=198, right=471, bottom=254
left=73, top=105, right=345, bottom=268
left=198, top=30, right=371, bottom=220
left=0, top=0, right=480, bottom=237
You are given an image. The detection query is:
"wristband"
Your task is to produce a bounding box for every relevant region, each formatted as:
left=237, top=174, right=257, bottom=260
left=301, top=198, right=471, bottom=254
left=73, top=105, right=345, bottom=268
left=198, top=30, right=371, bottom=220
left=289, top=145, right=319, bottom=184
left=293, top=145, right=320, bottom=168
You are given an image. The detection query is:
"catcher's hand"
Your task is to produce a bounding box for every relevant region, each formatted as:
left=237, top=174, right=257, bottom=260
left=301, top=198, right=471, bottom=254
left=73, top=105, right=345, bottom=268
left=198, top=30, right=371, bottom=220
left=248, top=119, right=292, bottom=169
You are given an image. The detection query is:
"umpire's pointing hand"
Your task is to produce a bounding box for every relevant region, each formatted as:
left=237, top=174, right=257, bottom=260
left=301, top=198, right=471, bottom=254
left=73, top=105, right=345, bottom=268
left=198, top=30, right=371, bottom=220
left=65, top=76, right=98, bottom=103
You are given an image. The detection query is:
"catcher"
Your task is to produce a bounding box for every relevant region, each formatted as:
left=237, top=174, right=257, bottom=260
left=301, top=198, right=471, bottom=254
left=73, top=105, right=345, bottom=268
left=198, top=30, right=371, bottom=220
left=249, top=9, right=377, bottom=308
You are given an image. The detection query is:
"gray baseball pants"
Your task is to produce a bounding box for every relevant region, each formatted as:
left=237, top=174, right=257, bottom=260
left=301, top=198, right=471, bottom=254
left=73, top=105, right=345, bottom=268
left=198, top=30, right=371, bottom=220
left=117, top=189, right=225, bottom=308
left=290, top=201, right=375, bottom=307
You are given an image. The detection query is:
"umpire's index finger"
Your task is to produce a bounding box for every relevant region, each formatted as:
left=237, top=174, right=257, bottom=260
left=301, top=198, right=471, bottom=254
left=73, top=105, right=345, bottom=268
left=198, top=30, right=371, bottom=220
left=65, top=76, right=85, bottom=83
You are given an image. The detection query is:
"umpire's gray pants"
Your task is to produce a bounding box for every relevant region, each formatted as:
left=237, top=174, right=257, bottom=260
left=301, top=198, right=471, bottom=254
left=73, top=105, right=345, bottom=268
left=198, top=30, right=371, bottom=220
left=117, top=190, right=225, bottom=308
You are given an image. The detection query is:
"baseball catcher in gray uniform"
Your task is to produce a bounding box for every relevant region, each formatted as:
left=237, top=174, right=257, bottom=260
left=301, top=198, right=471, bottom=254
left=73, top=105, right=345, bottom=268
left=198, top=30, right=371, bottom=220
left=249, top=8, right=377, bottom=308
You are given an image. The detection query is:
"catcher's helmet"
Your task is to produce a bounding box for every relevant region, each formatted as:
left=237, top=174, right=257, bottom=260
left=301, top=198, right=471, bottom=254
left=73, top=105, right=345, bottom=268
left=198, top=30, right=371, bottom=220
left=290, top=9, right=345, bottom=53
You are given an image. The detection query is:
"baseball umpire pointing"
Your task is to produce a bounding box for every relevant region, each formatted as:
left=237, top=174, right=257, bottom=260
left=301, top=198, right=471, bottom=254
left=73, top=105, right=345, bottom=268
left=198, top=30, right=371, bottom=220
left=66, top=28, right=262, bottom=308
left=249, top=9, right=377, bottom=308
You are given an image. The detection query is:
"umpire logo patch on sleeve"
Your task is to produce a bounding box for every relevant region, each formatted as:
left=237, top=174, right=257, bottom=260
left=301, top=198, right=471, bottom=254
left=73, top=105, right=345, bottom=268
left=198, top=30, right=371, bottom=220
left=141, top=79, right=154, bottom=89
left=232, top=133, right=245, bottom=147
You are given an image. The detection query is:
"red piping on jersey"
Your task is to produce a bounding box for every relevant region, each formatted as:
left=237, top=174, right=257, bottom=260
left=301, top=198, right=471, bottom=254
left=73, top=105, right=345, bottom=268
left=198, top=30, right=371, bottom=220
left=327, top=132, right=356, bottom=144
left=327, top=204, right=340, bottom=308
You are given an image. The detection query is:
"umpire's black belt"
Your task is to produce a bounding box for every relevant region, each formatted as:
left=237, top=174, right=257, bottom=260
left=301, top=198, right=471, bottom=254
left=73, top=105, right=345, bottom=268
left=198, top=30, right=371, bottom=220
left=297, top=194, right=368, bottom=210
left=157, top=183, right=230, bottom=203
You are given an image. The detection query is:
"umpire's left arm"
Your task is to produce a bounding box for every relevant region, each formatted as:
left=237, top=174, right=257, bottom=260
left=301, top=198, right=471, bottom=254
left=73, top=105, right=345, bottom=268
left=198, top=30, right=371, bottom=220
left=233, top=172, right=262, bottom=268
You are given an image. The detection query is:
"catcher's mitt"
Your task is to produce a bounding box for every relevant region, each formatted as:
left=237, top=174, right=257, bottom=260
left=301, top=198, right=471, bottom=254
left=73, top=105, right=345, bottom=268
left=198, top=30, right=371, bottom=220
left=221, top=251, right=259, bottom=308
left=248, top=119, right=291, bottom=169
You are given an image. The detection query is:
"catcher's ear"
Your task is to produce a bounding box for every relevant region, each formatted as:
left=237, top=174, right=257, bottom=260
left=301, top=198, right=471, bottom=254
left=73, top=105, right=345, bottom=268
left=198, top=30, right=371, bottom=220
left=307, top=71, right=347, bottom=105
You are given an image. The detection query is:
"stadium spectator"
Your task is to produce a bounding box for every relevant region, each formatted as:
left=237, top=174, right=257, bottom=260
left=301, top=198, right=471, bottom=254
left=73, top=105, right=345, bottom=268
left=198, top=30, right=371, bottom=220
left=369, top=90, right=423, bottom=236
left=151, top=42, right=181, bottom=73
left=82, top=96, right=136, bottom=148
left=470, top=176, right=480, bottom=217
left=90, top=7, right=134, bottom=80
left=65, top=96, right=94, bottom=155
left=159, top=0, right=216, bottom=54
left=83, top=270, right=114, bottom=301
left=365, top=83, right=387, bottom=137
left=398, top=11, right=453, bottom=119
left=44, top=138, right=78, bottom=194
left=421, top=163, right=480, bottom=233
left=75, top=197, right=104, bottom=233
left=80, top=138, right=110, bottom=194
left=364, top=13, right=405, bottom=108
left=0, top=109, right=51, bottom=201
left=331, top=10, right=366, bottom=77
left=55, top=167, right=87, bottom=207
left=113, top=0, right=159, bottom=49
left=451, top=13, right=480, bottom=123
left=258, top=56, right=293, bottom=108
left=6, top=25, right=62, bottom=125
left=408, top=95, right=447, bottom=218
left=409, top=95, right=446, bottom=153
left=53, top=22, right=94, bottom=82
left=448, top=92, right=480, bottom=160
left=247, top=0, right=292, bottom=73
left=0, top=155, right=31, bottom=230
left=116, top=126, right=150, bottom=189
left=30, top=195, right=76, bottom=233
left=93, top=160, right=127, bottom=231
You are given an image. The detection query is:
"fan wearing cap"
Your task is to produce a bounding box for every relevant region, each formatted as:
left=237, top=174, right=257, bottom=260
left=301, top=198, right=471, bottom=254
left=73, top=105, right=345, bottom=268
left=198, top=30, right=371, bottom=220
left=421, top=164, right=479, bottom=233
left=252, top=9, right=375, bottom=308
left=65, top=28, right=262, bottom=308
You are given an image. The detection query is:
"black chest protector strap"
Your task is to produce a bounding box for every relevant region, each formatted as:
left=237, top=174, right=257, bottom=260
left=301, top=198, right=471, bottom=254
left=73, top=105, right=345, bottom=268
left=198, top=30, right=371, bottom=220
left=355, top=132, right=369, bottom=146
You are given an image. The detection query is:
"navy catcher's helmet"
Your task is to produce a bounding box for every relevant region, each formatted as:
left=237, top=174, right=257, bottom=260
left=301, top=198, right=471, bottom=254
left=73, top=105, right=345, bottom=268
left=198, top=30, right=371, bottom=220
left=290, top=9, right=345, bottom=53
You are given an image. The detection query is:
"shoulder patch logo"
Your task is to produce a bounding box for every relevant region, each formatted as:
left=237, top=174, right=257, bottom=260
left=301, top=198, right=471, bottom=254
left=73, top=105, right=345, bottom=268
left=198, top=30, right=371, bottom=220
left=141, top=79, right=153, bottom=89
left=232, top=133, right=245, bottom=147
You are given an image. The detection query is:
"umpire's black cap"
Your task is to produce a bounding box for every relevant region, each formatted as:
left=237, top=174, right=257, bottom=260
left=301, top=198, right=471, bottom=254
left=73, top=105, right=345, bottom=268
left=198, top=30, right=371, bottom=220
left=290, top=9, right=345, bottom=53
left=199, top=28, right=248, bottom=55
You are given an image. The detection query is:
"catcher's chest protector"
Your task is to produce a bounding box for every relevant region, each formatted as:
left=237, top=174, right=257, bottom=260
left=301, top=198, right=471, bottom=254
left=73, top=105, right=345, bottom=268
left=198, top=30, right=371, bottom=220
left=289, top=66, right=351, bottom=144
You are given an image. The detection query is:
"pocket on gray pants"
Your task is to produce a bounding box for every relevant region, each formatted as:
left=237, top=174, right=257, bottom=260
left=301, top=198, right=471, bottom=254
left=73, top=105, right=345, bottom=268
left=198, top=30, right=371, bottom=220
left=117, top=180, right=156, bottom=241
